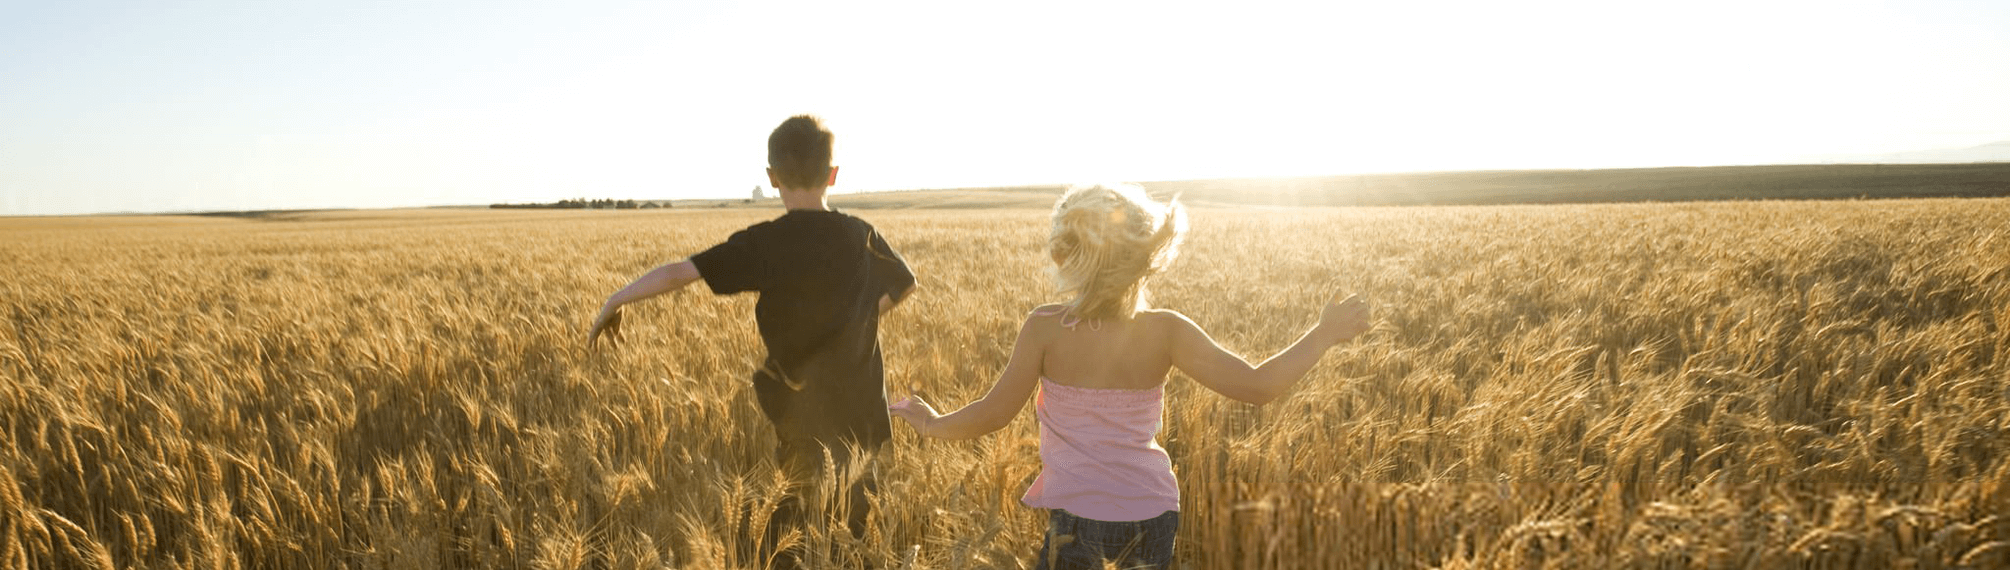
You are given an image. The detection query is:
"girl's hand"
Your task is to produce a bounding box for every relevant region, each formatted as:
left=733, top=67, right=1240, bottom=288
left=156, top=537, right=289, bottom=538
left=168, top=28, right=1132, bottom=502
left=1316, top=294, right=1371, bottom=345
left=889, top=395, right=942, bottom=437
left=587, top=305, right=625, bottom=350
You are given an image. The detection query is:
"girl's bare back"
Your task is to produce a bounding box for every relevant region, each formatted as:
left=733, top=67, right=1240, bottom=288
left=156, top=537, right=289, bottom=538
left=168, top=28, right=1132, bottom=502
left=1032, top=306, right=1180, bottom=391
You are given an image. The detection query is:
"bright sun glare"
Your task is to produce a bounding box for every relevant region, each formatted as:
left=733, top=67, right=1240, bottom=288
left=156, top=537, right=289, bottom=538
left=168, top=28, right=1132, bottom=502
left=0, top=0, right=2006, bottom=214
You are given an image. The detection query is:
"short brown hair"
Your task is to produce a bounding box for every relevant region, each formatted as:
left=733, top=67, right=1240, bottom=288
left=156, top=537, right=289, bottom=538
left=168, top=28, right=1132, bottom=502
left=767, top=115, right=834, bottom=191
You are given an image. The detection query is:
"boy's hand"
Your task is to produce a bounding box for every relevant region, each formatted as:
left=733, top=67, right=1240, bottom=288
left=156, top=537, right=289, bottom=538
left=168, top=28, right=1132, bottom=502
left=888, top=395, right=942, bottom=436
left=587, top=306, right=625, bottom=350
left=1316, top=294, right=1371, bottom=345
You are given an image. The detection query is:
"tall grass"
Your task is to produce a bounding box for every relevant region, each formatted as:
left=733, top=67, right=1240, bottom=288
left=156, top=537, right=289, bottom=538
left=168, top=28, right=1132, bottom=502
left=1, top=200, right=2006, bottom=569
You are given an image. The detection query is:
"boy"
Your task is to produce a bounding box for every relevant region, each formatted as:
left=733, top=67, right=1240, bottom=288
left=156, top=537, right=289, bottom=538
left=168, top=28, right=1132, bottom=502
left=587, top=115, right=917, bottom=560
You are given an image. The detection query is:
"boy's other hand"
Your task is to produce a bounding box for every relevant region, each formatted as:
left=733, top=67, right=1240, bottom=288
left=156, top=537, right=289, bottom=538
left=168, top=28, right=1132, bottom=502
left=588, top=306, right=625, bottom=350
left=1317, top=294, right=1371, bottom=345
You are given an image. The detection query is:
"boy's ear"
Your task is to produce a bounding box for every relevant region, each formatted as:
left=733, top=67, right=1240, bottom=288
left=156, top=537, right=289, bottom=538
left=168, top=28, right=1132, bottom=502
left=827, top=166, right=839, bottom=188
left=766, top=168, right=781, bottom=190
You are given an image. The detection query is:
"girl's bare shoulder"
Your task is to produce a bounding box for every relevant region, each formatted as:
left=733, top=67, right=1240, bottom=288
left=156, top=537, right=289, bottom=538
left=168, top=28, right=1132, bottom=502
left=1134, top=309, right=1204, bottom=344
left=1137, top=308, right=1197, bottom=328
left=1018, top=304, right=1072, bottom=335
left=1028, top=303, right=1071, bottom=317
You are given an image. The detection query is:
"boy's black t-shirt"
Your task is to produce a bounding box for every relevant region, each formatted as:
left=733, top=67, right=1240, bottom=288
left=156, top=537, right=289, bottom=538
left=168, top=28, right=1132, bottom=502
left=689, top=209, right=915, bottom=449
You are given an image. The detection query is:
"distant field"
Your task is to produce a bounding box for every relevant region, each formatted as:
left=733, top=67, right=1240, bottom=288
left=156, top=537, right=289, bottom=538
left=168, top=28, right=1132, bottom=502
left=3, top=199, right=2008, bottom=569
left=810, top=163, right=2010, bottom=210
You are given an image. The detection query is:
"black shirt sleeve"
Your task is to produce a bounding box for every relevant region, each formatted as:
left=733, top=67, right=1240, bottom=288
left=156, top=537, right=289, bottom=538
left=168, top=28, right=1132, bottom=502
left=867, top=227, right=915, bottom=301
left=690, top=226, right=765, bottom=295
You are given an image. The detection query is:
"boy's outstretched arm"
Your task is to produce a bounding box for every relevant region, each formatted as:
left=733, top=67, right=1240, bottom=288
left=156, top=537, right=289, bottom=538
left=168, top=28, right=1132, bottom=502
left=889, top=314, right=1045, bottom=439
left=589, top=260, right=702, bottom=348
left=1170, top=295, right=1370, bottom=405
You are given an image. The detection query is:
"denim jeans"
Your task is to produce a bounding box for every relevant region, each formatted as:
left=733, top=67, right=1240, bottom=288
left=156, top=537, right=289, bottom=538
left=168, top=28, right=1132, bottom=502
left=1035, top=509, right=1179, bottom=570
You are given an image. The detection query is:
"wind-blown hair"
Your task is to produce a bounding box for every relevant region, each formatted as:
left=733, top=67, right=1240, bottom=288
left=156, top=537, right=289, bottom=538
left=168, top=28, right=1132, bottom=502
left=1048, top=183, right=1187, bottom=320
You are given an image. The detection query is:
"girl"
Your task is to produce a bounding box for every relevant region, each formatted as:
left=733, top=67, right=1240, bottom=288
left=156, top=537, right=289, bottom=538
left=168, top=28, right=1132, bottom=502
left=889, top=183, right=1371, bottom=569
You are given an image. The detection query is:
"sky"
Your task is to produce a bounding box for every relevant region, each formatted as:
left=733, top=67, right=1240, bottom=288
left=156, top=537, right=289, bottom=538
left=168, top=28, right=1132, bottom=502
left=3, top=0, right=2008, bottom=216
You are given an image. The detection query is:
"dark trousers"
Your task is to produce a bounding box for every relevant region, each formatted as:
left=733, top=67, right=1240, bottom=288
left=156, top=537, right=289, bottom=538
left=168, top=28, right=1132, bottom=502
left=1035, top=509, right=1179, bottom=570
left=750, top=362, right=887, bottom=567
left=760, top=434, right=880, bottom=568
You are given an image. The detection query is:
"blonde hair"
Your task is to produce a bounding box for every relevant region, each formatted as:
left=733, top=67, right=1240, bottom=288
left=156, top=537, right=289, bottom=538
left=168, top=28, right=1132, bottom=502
left=1048, top=183, right=1187, bottom=320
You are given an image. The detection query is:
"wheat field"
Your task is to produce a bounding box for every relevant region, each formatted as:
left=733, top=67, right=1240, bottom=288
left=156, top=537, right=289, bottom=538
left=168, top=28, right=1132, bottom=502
left=2, top=198, right=2008, bottom=569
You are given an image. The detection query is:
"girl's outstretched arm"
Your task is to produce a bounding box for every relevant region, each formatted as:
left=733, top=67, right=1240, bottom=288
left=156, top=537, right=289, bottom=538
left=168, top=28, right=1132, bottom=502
left=1169, top=295, right=1369, bottom=405
left=890, top=314, right=1048, bottom=440
left=589, top=260, right=703, bottom=348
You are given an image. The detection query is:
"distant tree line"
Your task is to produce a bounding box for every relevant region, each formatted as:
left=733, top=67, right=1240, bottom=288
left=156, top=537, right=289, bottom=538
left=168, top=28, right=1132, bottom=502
left=490, top=198, right=668, bottom=209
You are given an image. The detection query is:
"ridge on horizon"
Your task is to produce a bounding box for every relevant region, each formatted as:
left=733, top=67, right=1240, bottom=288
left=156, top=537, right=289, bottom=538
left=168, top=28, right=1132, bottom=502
left=827, top=163, right=2010, bottom=210
left=15, top=159, right=2010, bottom=218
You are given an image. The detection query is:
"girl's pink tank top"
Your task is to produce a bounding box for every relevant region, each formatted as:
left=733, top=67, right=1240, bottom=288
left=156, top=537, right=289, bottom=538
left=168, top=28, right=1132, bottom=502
left=1020, top=376, right=1180, bottom=522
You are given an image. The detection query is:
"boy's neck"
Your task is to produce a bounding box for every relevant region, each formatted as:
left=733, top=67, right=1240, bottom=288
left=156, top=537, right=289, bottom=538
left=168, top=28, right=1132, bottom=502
left=779, top=188, right=831, bottom=211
